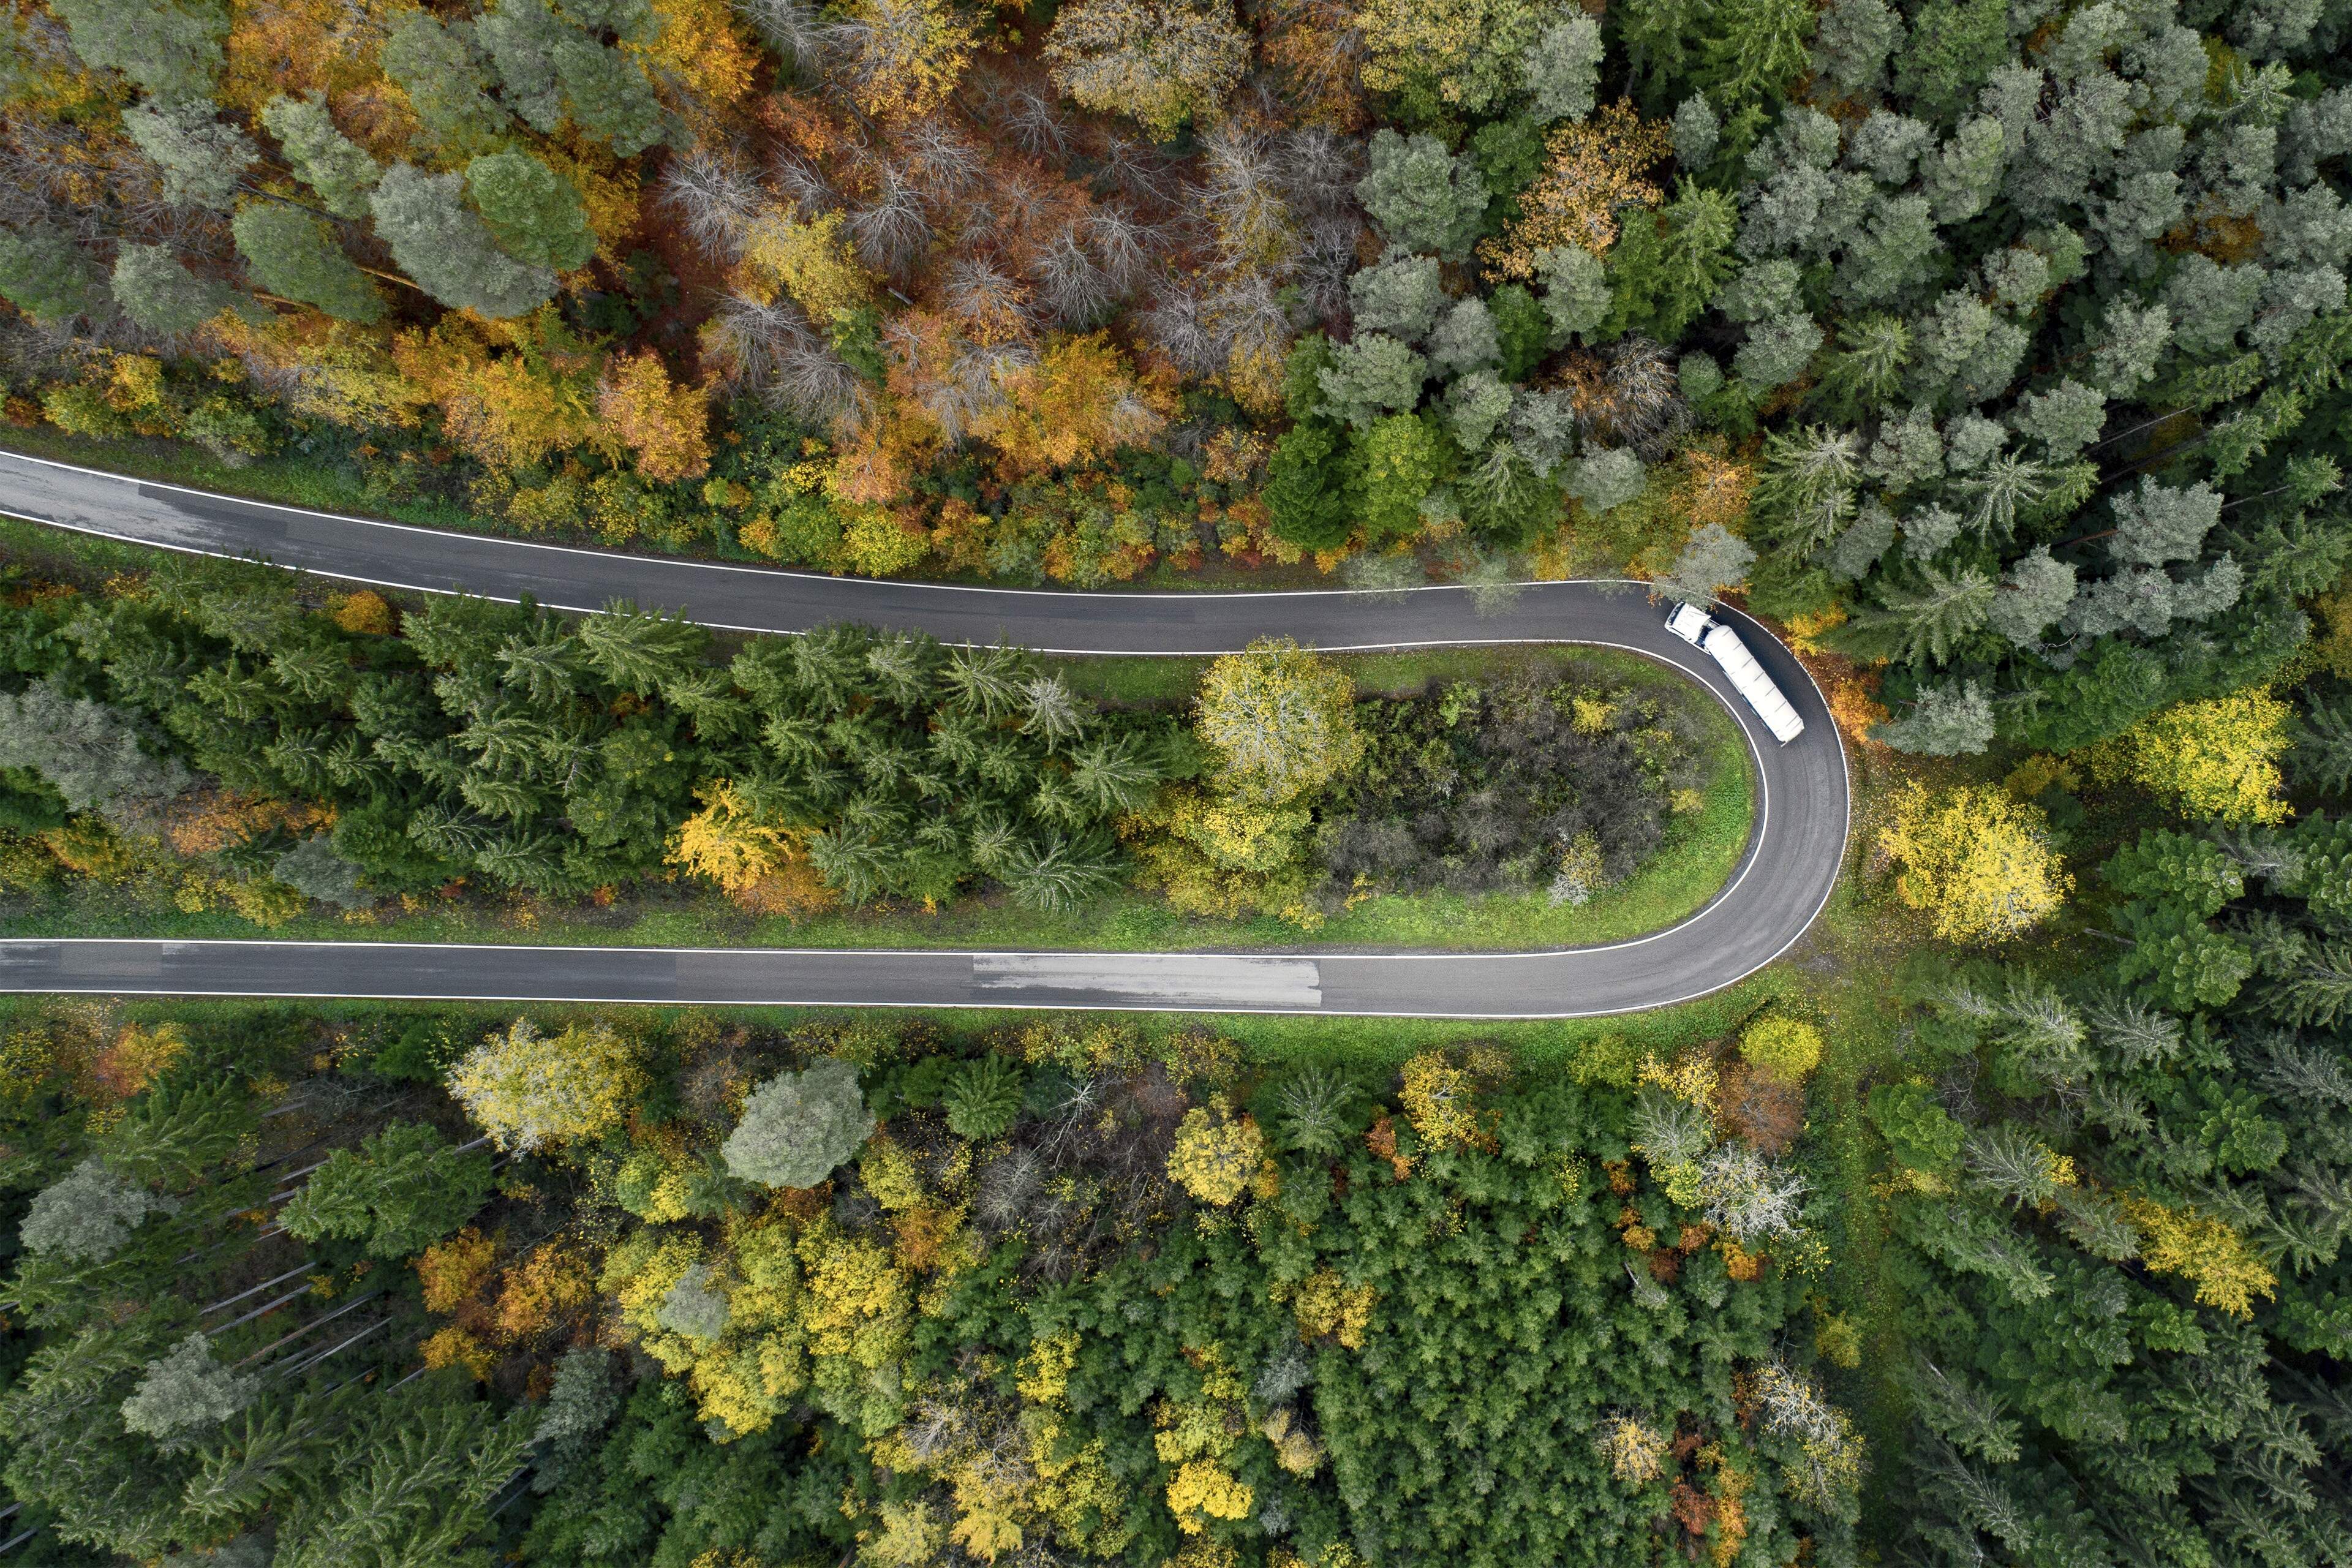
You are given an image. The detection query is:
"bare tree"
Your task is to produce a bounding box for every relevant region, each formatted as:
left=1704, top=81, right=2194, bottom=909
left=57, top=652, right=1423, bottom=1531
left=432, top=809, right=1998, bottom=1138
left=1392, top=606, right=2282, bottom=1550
left=1604, top=336, right=1691, bottom=459
left=944, top=255, right=1035, bottom=341
left=1006, top=89, right=1070, bottom=162
left=1082, top=205, right=1156, bottom=290
left=704, top=291, right=873, bottom=429
left=1140, top=281, right=1218, bottom=376
left=1035, top=230, right=1114, bottom=325
left=731, top=0, right=837, bottom=72
left=901, top=119, right=985, bottom=203
left=1274, top=126, right=1364, bottom=216
left=847, top=166, right=932, bottom=276
left=769, top=151, right=837, bottom=221
left=1197, top=121, right=1298, bottom=270
left=1094, top=133, right=1174, bottom=205
left=1205, top=269, right=1291, bottom=366
left=660, top=148, right=764, bottom=264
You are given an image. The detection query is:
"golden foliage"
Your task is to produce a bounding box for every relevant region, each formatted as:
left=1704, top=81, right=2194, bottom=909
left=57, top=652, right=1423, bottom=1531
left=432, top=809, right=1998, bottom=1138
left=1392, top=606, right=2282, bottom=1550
left=1399, top=1049, right=1495, bottom=1152
left=1167, top=1098, right=1266, bottom=1205
left=969, top=333, right=1173, bottom=480
left=1640, top=1050, right=1720, bottom=1108
left=635, top=0, right=762, bottom=123
left=1877, top=780, right=2070, bottom=944
left=393, top=312, right=604, bottom=474
left=666, top=782, right=803, bottom=894
left=2081, top=688, right=2293, bottom=826
left=492, top=1242, right=596, bottom=1343
left=1042, top=0, right=1252, bottom=141
left=1600, top=1414, right=1670, bottom=1485
left=1738, top=1016, right=1823, bottom=1084
left=1261, top=1407, right=1324, bottom=1474
left=598, top=352, right=711, bottom=482
left=2115, top=1193, right=2277, bottom=1317
left=219, top=0, right=385, bottom=113
left=1121, top=786, right=1321, bottom=927
left=447, top=1018, right=646, bottom=1151
left=329, top=590, right=396, bottom=636
left=835, top=0, right=978, bottom=119
left=211, top=313, right=428, bottom=429
left=85, top=1022, right=189, bottom=1109
left=1195, top=638, right=1365, bottom=806
left=1482, top=104, right=1674, bottom=280
left=1164, top=1460, right=1253, bottom=1534
left=538, top=145, right=644, bottom=262
left=1284, top=1265, right=1376, bottom=1348
left=1257, top=0, right=1368, bottom=129
left=796, top=1218, right=910, bottom=1367
left=421, top=1324, right=496, bottom=1381
left=417, top=1227, right=499, bottom=1316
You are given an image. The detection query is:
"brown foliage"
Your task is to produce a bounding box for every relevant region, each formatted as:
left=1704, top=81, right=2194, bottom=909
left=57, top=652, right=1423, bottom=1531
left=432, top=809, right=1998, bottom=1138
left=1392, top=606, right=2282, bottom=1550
left=417, top=1227, right=499, bottom=1317
left=493, top=1242, right=597, bottom=1344
left=1482, top=103, right=1673, bottom=280
left=1713, top=1063, right=1805, bottom=1157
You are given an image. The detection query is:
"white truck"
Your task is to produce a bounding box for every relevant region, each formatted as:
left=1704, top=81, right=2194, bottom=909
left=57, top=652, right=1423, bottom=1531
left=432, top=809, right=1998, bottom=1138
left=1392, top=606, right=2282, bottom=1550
left=1664, top=602, right=1806, bottom=744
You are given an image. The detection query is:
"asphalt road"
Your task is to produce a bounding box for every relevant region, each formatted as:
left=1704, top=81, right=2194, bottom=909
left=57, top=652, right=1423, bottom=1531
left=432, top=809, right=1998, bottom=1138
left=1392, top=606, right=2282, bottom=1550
left=0, top=448, right=1850, bottom=1019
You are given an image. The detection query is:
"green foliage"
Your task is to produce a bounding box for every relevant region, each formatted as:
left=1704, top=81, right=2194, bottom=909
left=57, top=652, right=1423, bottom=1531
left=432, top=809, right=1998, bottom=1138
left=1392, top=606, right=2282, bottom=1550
left=50, top=0, right=226, bottom=102
left=370, top=164, right=557, bottom=318
left=721, top=1058, right=875, bottom=1188
left=278, top=1121, right=493, bottom=1258
left=1351, top=411, right=1452, bottom=541
left=1886, top=843, right=2352, bottom=1568
left=1357, top=128, right=1490, bottom=258
left=380, top=12, right=511, bottom=154
left=1866, top=1082, right=1961, bottom=1170
left=941, top=1055, right=1025, bottom=1142
left=1600, top=181, right=1736, bottom=342
left=1264, top=423, right=1356, bottom=549
left=0, top=224, right=106, bottom=324
left=260, top=95, right=382, bottom=218
left=230, top=205, right=386, bottom=323
left=110, top=244, right=236, bottom=336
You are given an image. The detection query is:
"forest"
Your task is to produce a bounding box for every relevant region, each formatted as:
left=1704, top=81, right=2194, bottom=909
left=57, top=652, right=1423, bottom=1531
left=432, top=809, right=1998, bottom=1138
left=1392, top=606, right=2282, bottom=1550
left=2, top=0, right=2352, bottom=1559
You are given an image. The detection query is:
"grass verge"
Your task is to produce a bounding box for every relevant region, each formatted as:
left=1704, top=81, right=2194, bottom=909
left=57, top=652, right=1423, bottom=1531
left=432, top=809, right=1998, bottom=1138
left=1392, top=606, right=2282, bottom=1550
left=0, top=971, right=1785, bottom=1074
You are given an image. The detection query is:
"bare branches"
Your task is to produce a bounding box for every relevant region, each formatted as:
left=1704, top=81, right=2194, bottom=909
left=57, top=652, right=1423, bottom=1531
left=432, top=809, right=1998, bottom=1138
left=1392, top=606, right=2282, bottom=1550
left=1005, top=89, right=1071, bottom=163
left=1035, top=230, right=1114, bottom=326
left=944, top=255, right=1036, bottom=342
left=659, top=147, right=764, bottom=265
left=846, top=166, right=933, bottom=276
left=730, top=0, right=837, bottom=72
left=703, top=291, right=874, bottom=429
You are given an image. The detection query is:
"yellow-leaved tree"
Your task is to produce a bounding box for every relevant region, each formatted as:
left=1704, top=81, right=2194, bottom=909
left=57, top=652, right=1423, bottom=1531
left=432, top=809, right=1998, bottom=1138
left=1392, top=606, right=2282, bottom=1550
left=1877, top=780, right=2070, bottom=944
left=1166, top=1098, right=1265, bottom=1205
left=1194, top=638, right=1365, bottom=805
left=1125, top=639, right=1362, bottom=929
left=598, top=351, right=711, bottom=483
left=448, top=1018, right=644, bottom=1150
left=2084, top=688, right=2293, bottom=825
left=668, top=782, right=836, bottom=918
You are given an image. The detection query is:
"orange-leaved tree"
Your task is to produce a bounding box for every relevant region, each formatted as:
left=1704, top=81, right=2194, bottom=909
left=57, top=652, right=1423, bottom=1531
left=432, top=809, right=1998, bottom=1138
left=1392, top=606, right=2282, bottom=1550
left=599, top=351, right=712, bottom=483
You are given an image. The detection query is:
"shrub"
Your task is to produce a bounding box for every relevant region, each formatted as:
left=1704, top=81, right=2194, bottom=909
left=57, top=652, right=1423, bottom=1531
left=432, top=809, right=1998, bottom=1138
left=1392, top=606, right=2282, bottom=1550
left=1739, top=1016, right=1823, bottom=1084
left=941, top=1056, right=1025, bottom=1142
